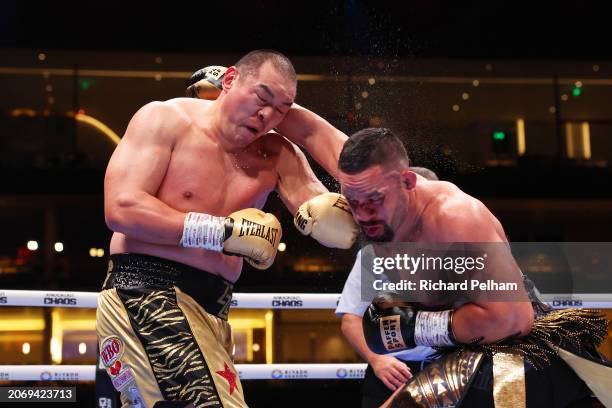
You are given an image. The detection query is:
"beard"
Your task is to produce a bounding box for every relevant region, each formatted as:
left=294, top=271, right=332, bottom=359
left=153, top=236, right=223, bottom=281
left=358, top=221, right=395, bottom=243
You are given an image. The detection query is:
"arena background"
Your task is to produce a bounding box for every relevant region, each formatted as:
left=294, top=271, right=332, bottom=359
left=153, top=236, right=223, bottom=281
left=1, top=1, right=611, bottom=407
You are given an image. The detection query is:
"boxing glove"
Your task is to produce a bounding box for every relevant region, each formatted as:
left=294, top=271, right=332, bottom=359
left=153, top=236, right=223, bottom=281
left=294, top=192, right=358, bottom=249
left=363, top=292, right=455, bottom=354
left=181, top=208, right=282, bottom=270
left=186, top=65, right=227, bottom=99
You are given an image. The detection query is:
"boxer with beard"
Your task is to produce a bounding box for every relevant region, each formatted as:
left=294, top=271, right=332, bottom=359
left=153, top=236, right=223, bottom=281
left=339, top=128, right=609, bottom=408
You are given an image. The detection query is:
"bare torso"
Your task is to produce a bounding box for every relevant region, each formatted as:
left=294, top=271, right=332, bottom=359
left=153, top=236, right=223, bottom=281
left=403, top=179, right=506, bottom=243
left=109, top=98, right=283, bottom=282
left=399, top=179, right=510, bottom=308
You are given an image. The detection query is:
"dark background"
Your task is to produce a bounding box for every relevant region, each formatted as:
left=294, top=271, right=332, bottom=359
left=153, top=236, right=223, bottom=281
left=2, top=2, right=612, bottom=407
left=1, top=1, right=610, bottom=59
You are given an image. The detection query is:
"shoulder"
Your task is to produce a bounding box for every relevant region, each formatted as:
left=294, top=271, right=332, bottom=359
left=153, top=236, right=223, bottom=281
left=153, top=98, right=199, bottom=125
left=124, top=99, right=197, bottom=145
left=258, top=131, right=295, bottom=157
left=133, top=99, right=193, bottom=129
left=425, top=183, right=495, bottom=241
left=170, top=96, right=214, bottom=113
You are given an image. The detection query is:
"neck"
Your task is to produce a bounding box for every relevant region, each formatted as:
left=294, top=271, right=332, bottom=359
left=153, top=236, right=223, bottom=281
left=206, top=100, right=240, bottom=152
left=394, top=186, right=428, bottom=241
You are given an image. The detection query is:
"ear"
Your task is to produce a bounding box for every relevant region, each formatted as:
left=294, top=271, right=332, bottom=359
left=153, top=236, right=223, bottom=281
left=401, top=169, right=417, bottom=191
left=221, top=66, right=239, bottom=91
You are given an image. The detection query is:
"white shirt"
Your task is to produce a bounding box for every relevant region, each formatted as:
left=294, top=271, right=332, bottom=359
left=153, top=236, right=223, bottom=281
left=335, top=248, right=436, bottom=361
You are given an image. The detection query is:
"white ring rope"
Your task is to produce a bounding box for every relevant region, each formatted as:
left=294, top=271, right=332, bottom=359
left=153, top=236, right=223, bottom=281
left=0, top=290, right=609, bottom=382
left=0, top=289, right=610, bottom=309
left=0, top=364, right=368, bottom=381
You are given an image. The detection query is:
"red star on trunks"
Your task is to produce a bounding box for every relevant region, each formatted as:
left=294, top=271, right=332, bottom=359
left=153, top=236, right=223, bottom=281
left=215, top=362, right=238, bottom=395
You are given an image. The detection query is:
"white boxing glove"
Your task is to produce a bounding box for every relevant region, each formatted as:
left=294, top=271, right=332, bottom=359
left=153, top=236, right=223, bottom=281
left=294, top=193, right=358, bottom=249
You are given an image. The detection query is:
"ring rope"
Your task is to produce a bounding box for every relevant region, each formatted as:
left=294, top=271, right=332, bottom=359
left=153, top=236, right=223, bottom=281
left=0, top=290, right=608, bottom=382
left=0, top=290, right=608, bottom=309
left=0, top=364, right=368, bottom=381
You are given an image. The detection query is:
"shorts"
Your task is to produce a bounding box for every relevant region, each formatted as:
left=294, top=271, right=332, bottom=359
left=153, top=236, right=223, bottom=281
left=96, top=253, right=247, bottom=408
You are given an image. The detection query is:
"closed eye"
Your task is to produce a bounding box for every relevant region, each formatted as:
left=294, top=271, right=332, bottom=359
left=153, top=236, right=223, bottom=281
left=371, top=197, right=384, bottom=206
left=355, top=197, right=383, bottom=207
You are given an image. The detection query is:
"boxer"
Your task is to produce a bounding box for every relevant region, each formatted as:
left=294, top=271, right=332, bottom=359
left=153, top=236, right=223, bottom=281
left=338, top=128, right=609, bottom=407
left=98, top=50, right=358, bottom=407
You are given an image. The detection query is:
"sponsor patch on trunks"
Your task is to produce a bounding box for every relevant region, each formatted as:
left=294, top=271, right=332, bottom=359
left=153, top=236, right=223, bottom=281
left=111, top=366, right=134, bottom=391
left=101, top=336, right=125, bottom=378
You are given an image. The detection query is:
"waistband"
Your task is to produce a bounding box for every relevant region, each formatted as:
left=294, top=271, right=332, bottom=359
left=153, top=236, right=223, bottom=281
left=103, top=253, right=234, bottom=320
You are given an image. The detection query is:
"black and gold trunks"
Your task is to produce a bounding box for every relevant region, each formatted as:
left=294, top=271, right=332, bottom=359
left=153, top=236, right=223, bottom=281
left=97, top=253, right=247, bottom=408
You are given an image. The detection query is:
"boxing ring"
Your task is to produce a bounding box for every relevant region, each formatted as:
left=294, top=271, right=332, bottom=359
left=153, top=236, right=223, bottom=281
left=0, top=289, right=610, bottom=382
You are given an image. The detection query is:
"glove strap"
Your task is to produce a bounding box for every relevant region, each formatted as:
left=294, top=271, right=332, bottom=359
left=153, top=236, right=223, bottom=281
left=414, top=310, right=456, bottom=347
left=180, top=212, right=225, bottom=251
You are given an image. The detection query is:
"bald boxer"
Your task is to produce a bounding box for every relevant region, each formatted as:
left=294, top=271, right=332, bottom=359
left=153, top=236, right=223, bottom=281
left=99, top=50, right=358, bottom=408
left=185, top=64, right=349, bottom=181
left=339, top=128, right=606, bottom=407
left=184, top=64, right=359, bottom=248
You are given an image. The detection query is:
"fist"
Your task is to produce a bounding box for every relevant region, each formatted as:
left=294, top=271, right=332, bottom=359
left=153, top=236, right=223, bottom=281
left=294, top=193, right=358, bottom=249
left=224, top=208, right=282, bottom=270
left=363, top=293, right=417, bottom=354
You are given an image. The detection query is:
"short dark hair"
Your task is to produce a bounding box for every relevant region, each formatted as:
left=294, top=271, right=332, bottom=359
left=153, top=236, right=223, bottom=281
left=410, top=166, right=439, bottom=180
left=235, top=49, right=297, bottom=84
left=339, top=128, right=409, bottom=174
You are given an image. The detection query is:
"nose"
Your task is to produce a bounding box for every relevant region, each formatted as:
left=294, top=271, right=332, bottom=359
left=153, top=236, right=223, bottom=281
left=353, top=204, right=377, bottom=222
left=258, top=106, right=273, bottom=124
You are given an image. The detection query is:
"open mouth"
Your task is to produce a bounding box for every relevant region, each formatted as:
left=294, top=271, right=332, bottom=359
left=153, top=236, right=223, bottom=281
left=245, top=126, right=258, bottom=135
left=362, top=224, right=383, bottom=236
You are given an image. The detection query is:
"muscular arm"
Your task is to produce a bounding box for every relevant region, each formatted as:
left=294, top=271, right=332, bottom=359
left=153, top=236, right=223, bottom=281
left=438, top=200, right=534, bottom=343
left=274, top=137, right=328, bottom=214
left=104, top=101, right=188, bottom=245
left=453, top=302, right=533, bottom=343
left=276, top=104, right=348, bottom=179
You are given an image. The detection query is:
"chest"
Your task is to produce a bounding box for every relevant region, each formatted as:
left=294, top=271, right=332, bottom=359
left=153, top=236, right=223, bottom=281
left=159, top=136, right=278, bottom=213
